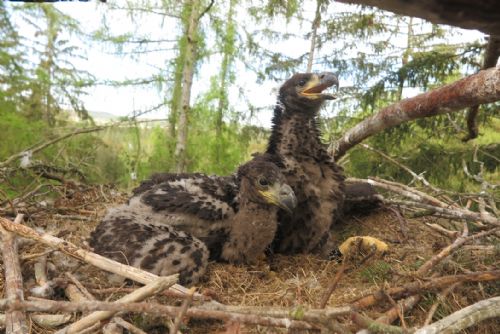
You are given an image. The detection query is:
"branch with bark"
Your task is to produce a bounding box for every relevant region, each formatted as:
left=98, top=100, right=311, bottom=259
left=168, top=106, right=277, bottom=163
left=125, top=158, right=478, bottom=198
left=331, top=66, right=500, bottom=160
left=0, top=214, right=28, bottom=334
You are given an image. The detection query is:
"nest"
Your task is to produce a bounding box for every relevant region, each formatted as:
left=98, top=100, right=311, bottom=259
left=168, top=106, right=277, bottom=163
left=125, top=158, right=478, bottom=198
left=0, top=184, right=499, bottom=333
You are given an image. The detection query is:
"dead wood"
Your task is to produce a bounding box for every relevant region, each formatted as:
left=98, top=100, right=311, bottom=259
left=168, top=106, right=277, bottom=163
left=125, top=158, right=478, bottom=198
left=352, top=176, right=500, bottom=226
left=198, top=302, right=352, bottom=325
left=170, top=287, right=196, bottom=334
left=319, top=261, right=348, bottom=308
left=0, top=299, right=321, bottom=331
left=1, top=214, right=28, bottom=334
left=351, top=269, right=500, bottom=309
left=331, top=66, right=500, bottom=160
left=0, top=216, right=194, bottom=298
left=424, top=223, right=459, bottom=239
left=63, top=272, right=144, bottom=333
left=414, top=296, right=500, bottom=334
left=55, top=276, right=177, bottom=334
left=359, top=144, right=439, bottom=192
left=88, top=286, right=209, bottom=301
left=112, top=317, right=148, bottom=334
left=0, top=314, right=72, bottom=329
left=351, top=312, right=407, bottom=334
left=423, top=282, right=461, bottom=326
left=375, top=294, right=421, bottom=326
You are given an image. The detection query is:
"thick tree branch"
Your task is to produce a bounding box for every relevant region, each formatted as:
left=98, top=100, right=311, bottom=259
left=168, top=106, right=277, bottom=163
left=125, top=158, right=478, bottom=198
left=414, top=296, right=500, bottom=334
left=331, top=66, right=500, bottom=160
left=0, top=214, right=28, bottom=334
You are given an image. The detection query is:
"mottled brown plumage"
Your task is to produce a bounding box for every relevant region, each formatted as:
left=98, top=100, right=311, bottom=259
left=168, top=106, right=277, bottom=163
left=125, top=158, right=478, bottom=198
left=89, top=156, right=296, bottom=285
left=266, top=72, right=345, bottom=257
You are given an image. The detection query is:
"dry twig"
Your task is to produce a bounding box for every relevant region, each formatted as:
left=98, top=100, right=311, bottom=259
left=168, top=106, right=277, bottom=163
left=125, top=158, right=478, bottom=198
left=423, top=282, right=461, bottom=326
left=55, top=276, right=177, bottom=334
left=170, top=287, right=196, bottom=334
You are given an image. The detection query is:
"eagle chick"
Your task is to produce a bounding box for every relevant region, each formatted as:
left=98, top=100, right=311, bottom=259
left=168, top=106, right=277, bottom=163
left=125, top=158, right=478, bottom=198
left=89, top=157, right=296, bottom=285
left=267, top=72, right=345, bottom=257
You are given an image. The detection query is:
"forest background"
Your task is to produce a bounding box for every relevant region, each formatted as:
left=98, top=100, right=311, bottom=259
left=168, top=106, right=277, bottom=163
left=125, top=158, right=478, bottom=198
left=0, top=0, right=498, bottom=200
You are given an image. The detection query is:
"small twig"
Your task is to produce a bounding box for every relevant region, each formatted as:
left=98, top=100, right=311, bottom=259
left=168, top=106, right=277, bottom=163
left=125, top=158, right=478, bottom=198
left=55, top=276, right=178, bottom=334
left=87, top=287, right=209, bottom=301
left=112, top=317, right=148, bottom=334
left=170, top=287, right=196, bottom=334
left=351, top=312, right=405, bottom=334
left=32, top=255, right=54, bottom=298
left=423, top=282, right=461, bottom=325
left=424, top=223, right=459, bottom=238
left=65, top=272, right=95, bottom=301
left=415, top=224, right=469, bottom=275
left=319, top=261, right=348, bottom=308
left=360, top=144, right=439, bottom=193
left=388, top=207, right=410, bottom=241
left=384, top=199, right=500, bottom=226
left=383, top=292, right=407, bottom=329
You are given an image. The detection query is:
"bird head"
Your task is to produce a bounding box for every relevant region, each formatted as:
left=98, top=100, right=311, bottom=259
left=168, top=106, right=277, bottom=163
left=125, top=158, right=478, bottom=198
left=238, top=159, right=297, bottom=213
left=278, top=72, right=339, bottom=113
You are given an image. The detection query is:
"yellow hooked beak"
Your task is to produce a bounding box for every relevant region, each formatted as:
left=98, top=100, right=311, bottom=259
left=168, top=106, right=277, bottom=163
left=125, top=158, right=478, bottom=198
left=259, top=183, right=297, bottom=213
left=299, top=72, right=339, bottom=100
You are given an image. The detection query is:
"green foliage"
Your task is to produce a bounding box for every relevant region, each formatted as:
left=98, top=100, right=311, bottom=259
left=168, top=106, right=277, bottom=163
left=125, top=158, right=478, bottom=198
left=359, top=260, right=391, bottom=283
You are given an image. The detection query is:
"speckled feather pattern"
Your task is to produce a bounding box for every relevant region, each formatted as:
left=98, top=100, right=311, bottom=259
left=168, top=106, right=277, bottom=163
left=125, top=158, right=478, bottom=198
left=89, top=157, right=288, bottom=285
left=266, top=73, right=346, bottom=257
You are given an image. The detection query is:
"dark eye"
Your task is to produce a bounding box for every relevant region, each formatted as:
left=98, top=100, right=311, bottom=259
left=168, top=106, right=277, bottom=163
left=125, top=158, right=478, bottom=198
left=258, top=178, right=269, bottom=186
left=298, top=79, right=307, bottom=87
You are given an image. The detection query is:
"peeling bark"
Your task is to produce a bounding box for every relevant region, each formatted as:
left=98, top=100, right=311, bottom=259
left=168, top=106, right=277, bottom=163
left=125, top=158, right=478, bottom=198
left=331, top=66, right=500, bottom=160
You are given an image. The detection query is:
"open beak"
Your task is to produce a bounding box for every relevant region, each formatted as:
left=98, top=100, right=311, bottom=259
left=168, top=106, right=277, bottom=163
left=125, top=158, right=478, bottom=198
left=260, top=183, right=297, bottom=213
left=300, top=72, right=339, bottom=100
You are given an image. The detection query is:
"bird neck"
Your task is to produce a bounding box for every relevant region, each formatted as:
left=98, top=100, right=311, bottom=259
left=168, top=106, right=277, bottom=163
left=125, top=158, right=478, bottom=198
left=267, top=100, right=324, bottom=157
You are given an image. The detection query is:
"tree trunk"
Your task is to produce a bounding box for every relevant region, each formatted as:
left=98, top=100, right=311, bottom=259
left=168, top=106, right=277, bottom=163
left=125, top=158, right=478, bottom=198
left=397, top=17, right=413, bottom=100
left=215, top=0, right=236, bottom=166
left=174, top=0, right=201, bottom=172
left=306, top=0, right=323, bottom=72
